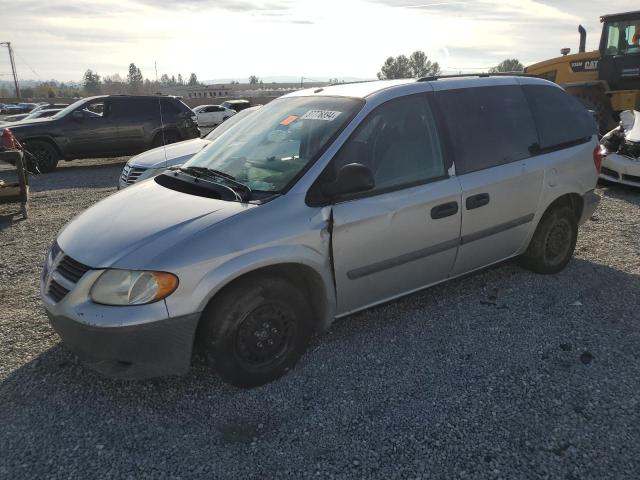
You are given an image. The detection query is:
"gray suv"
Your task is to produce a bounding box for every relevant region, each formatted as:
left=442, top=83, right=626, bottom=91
left=41, top=76, right=601, bottom=387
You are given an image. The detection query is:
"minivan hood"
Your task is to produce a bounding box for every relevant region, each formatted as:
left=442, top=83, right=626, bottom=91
left=129, top=138, right=210, bottom=169
left=57, top=178, right=255, bottom=268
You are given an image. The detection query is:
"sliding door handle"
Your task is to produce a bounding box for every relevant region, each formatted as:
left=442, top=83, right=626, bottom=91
left=431, top=201, right=459, bottom=219
left=466, top=193, right=490, bottom=210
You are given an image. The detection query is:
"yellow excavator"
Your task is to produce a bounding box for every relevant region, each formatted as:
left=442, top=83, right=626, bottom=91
left=525, top=10, right=640, bottom=132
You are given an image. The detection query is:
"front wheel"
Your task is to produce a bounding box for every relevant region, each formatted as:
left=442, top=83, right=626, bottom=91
left=199, top=275, right=313, bottom=388
left=23, top=140, right=59, bottom=173
left=521, top=205, right=578, bottom=274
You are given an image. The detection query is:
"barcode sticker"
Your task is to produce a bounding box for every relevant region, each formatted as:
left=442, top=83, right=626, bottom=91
left=300, top=110, right=342, bottom=121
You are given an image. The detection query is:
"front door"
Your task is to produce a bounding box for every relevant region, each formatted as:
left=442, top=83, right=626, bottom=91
left=64, top=99, right=119, bottom=158
left=329, top=94, right=462, bottom=315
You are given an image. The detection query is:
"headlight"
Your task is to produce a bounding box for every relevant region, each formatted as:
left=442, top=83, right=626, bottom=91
left=90, top=270, right=178, bottom=306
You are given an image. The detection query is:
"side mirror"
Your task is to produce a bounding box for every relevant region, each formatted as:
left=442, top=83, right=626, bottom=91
left=322, top=163, right=375, bottom=198
left=72, top=110, right=84, bottom=120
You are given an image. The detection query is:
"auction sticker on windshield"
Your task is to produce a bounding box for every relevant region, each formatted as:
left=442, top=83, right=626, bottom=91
left=301, top=110, right=342, bottom=121
left=280, top=115, right=298, bottom=126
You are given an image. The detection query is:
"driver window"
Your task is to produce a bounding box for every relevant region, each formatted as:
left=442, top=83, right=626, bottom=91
left=331, top=94, right=445, bottom=192
left=81, top=100, right=106, bottom=118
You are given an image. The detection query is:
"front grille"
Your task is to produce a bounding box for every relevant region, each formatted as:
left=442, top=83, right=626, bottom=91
left=121, top=164, right=147, bottom=185
left=622, top=173, right=640, bottom=185
left=48, top=280, right=70, bottom=303
left=601, top=167, right=619, bottom=179
left=45, top=243, right=92, bottom=303
left=57, top=255, right=91, bottom=283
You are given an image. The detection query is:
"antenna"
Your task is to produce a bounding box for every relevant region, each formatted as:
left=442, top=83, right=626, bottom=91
left=157, top=96, right=168, bottom=167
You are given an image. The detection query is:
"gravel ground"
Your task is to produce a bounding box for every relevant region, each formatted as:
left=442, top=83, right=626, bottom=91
left=1, top=159, right=639, bottom=479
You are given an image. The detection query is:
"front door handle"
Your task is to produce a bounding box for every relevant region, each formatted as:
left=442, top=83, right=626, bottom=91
left=431, top=201, right=459, bottom=219
left=466, top=193, right=490, bottom=210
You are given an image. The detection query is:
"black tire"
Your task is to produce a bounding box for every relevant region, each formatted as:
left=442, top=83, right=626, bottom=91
left=23, top=140, right=59, bottom=173
left=199, top=274, right=313, bottom=388
left=521, top=205, right=578, bottom=274
left=572, top=90, right=616, bottom=134
left=152, top=130, right=181, bottom=148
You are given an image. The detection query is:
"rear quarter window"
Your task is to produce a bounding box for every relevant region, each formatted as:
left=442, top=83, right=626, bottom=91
left=111, top=98, right=159, bottom=118
left=522, top=85, right=597, bottom=150
left=162, top=99, right=190, bottom=116
left=434, top=85, right=539, bottom=174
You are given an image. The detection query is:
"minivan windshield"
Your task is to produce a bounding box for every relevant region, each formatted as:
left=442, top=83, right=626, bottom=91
left=182, top=96, right=363, bottom=192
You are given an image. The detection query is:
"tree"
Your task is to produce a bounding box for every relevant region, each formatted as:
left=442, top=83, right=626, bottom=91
left=188, top=73, right=199, bottom=86
left=409, top=51, right=441, bottom=78
left=127, top=63, right=144, bottom=94
left=489, top=58, right=524, bottom=73
left=249, top=75, right=260, bottom=85
left=177, top=73, right=184, bottom=85
left=83, top=69, right=102, bottom=95
left=377, top=51, right=440, bottom=79
left=160, top=73, right=170, bottom=85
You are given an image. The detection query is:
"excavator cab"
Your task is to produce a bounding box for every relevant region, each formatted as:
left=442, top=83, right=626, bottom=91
left=599, top=11, right=640, bottom=91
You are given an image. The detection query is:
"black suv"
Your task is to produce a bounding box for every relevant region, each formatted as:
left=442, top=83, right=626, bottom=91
left=6, top=95, right=199, bottom=172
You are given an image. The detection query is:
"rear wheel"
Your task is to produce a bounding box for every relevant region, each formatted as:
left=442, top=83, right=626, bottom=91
left=521, top=205, right=578, bottom=274
left=23, top=140, right=59, bottom=173
left=571, top=89, right=617, bottom=134
left=199, top=274, right=313, bottom=388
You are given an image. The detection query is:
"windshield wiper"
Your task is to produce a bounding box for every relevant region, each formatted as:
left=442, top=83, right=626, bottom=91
left=178, top=166, right=252, bottom=201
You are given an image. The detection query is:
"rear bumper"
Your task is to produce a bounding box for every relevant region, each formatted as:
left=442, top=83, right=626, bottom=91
left=47, top=311, right=200, bottom=379
left=600, top=153, right=640, bottom=187
left=579, top=189, right=600, bottom=225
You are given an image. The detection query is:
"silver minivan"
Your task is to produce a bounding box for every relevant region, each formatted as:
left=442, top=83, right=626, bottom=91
left=41, top=76, right=601, bottom=387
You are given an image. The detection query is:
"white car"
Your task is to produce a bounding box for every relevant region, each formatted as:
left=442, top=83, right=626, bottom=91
left=600, top=110, right=640, bottom=188
left=192, top=104, right=235, bottom=127
left=119, top=106, right=260, bottom=188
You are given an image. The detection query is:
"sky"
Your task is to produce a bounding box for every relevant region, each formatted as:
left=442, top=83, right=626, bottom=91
left=0, top=0, right=635, bottom=83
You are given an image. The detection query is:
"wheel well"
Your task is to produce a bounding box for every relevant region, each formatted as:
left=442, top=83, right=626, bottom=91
left=153, top=128, right=181, bottom=143
left=545, top=193, right=583, bottom=221
left=203, top=263, right=329, bottom=333
left=21, top=137, right=61, bottom=157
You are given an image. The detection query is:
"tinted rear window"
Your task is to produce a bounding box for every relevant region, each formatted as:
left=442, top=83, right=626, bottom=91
left=162, top=98, right=189, bottom=115
left=435, top=85, right=538, bottom=174
left=111, top=98, right=159, bottom=117
left=522, top=85, right=596, bottom=150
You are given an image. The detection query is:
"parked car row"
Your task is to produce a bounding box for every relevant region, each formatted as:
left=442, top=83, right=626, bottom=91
left=41, top=76, right=602, bottom=388
left=0, top=108, right=64, bottom=125
left=0, top=102, right=42, bottom=114
left=2, top=95, right=199, bottom=172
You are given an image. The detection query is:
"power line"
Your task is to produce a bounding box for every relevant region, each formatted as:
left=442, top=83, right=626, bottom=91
left=12, top=48, right=41, bottom=80
left=0, top=42, right=20, bottom=98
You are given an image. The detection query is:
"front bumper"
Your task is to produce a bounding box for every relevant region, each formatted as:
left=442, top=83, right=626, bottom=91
left=600, top=153, right=640, bottom=188
left=47, top=311, right=200, bottom=379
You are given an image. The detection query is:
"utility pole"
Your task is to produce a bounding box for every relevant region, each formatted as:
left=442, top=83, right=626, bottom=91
left=1, top=42, right=20, bottom=99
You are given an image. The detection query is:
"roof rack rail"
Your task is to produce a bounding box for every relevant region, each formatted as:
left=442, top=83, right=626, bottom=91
left=328, top=79, right=379, bottom=86
left=417, top=72, right=534, bottom=82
